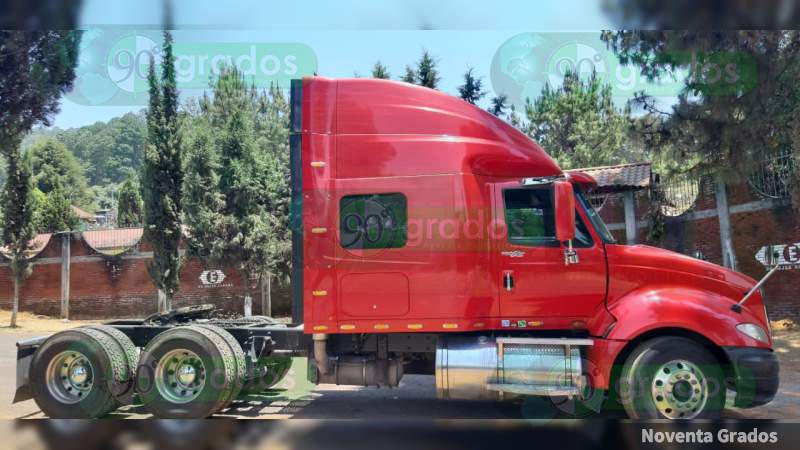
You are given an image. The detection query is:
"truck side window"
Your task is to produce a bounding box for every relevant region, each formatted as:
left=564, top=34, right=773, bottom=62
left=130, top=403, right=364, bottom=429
left=504, top=188, right=555, bottom=245
left=340, top=193, right=407, bottom=249
left=503, top=188, right=593, bottom=248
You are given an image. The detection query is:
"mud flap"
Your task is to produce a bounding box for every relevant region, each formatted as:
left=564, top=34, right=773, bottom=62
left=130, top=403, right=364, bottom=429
left=14, top=335, right=48, bottom=403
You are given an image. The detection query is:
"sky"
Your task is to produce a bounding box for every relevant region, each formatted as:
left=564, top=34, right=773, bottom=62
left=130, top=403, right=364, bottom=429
left=51, top=0, right=680, bottom=129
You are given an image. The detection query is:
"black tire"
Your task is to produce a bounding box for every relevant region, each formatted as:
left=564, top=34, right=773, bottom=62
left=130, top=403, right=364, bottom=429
left=135, top=325, right=244, bottom=418
left=80, top=324, right=139, bottom=404
left=618, top=336, right=726, bottom=419
left=29, top=329, right=124, bottom=418
left=192, top=324, right=246, bottom=407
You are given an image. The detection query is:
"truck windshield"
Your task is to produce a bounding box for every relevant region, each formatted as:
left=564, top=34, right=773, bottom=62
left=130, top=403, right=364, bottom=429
left=576, top=190, right=616, bottom=244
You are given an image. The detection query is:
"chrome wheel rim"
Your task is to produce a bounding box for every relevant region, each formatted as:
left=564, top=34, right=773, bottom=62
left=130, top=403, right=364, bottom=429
left=651, top=359, right=708, bottom=419
left=155, top=349, right=206, bottom=404
left=46, top=351, right=94, bottom=404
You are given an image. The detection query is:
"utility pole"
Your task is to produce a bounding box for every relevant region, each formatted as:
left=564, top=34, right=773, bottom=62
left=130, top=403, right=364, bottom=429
left=60, top=232, right=71, bottom=320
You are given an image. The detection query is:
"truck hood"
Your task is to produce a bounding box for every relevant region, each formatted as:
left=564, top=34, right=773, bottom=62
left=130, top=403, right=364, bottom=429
left=606, top=244, right=757, bottom=300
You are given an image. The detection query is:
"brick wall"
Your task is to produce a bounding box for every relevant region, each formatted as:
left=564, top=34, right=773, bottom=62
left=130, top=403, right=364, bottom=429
left=597, top=175, right=800, bottom=322
left=0, top=232, right=292, bottom=319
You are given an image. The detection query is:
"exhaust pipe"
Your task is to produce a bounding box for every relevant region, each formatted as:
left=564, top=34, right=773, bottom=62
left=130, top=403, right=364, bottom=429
left=312, top=333, right=331, bottom=375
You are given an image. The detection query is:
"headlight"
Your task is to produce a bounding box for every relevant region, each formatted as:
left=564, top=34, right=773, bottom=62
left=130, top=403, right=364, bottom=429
left=736, top=323, right=769, bottom=344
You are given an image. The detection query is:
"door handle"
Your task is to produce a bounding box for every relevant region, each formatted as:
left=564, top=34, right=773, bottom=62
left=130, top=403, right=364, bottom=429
left=503, top=271, right=514, bottom=291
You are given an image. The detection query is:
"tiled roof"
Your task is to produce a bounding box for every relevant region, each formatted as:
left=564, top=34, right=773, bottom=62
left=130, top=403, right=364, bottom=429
left=568, top=162, right=652, bottom=191
left=83, top=228, right=143, bottom=256
left=0, top=233, right=52, bottom=260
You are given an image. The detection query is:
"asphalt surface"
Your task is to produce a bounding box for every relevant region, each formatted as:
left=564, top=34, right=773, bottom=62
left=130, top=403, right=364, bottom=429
left=2, top=330, right=798, bottom=420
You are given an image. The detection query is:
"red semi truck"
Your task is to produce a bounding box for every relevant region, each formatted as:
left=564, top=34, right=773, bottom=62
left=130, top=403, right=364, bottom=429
left=14, top=77, right=778, bottom=419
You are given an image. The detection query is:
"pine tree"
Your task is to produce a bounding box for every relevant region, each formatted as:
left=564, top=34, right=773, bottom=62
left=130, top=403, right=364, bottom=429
left=182, top=120, right=221, bottom=260
left=117, top=176, right=143, bottom=227
left=525, top=69, right=630, bottom=169
left=401, top=65, right=416, bottom=84
left=458, top=67, right=485, bottom=104
left=142, top=31, right=183, bottom=312
left=371, top=61, right=390, bottom=79
left=35, top=181, right=79, bottom=233
left=259, top=85, right=292, bottom=285
left=184, top=67, right=290, bottom=316
left=1, top=150, right=35, bottom=327
left=28, top=137, right=91, bottom=207
left=602, top=30, right=800, bottom=196
left=0, top=29, right=80, bottom=326
left=489, top=94, right=509, bottom=117
left=416, top=50, right=440, bottom=89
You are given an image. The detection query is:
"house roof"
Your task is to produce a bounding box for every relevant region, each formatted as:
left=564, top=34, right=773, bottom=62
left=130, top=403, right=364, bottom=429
left=71, top=205, right=96, bottom=222
left=568, top=162, right=652, bottom=192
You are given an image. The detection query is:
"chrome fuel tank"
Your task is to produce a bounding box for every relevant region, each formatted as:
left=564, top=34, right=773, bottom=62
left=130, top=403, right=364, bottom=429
left=435, top=336, right=592, bottom=400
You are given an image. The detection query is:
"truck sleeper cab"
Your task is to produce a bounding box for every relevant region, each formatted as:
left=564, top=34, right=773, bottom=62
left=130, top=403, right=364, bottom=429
left=292, top=77, right=778, bottom=419
left=14, top=77, right=777, bottom=419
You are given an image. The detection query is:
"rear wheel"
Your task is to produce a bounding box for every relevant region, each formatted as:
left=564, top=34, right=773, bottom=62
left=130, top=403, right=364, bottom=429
left=136, top=325, right=245, bottom=418
left=80, top=324, right=139, bottom=404
left=618, top=336, right=726, bottom=419
left=192, top=324, right=247, bottom=406
left=30, top=329, right=127, bottom=418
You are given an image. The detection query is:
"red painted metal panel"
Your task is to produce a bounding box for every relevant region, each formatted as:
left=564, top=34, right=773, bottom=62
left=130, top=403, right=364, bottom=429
left=340, top=272, right=410, bottom=317
left=492, top=180, right=608, bottom=321
left=298, top=76, right=770, bottom=356
left=604, top=244, right=770, bottom=348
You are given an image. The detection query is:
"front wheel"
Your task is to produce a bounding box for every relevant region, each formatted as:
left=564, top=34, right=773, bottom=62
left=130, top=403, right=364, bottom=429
left=618, top=336, right=727, bottom=420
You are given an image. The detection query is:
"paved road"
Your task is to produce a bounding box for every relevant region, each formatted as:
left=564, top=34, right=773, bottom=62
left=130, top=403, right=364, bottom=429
left=2, top=331, right=798, bottom=419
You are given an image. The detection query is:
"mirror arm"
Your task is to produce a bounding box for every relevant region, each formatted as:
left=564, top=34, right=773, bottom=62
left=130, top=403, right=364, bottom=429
left=732, top=264, right=779, bottom=313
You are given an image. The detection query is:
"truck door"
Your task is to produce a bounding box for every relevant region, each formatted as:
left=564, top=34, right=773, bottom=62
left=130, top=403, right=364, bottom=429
left=493, top=181, right=607, bottom=324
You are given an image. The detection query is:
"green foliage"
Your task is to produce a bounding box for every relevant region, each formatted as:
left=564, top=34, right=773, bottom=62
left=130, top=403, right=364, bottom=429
left=0, top=31, right=81, bottom=147
left=142, top=32, right=184, bottom=303
left=90, top=182, right=121, bottom=211
left=401, top=65, right=416, bottom=84
left=35, top=181, right=79, bottom=233
left=524, top=69, right=631, bottom=169
left=415, top=50, right=440, bottom=89
left=1, top=149, right=36, bottom=278
left=184, top=66, right=292, bottom=294
left=47, top=112, right=147, bottom=185
left=644, top=188, right=668, bottom=246
left=182, top=121, right=221, bottom=260
left=626, top=115, right=701, bottom=176
left=488, top=94, right=509, bottom=117
left=117, top=177, right=143, bottom=227
left=601, top=31, right=800, bottom=174
left=27, top=137, right=91, bottom=207
left=0, top=29, right=81, bottom=326
left=458, top=68, right=485, bottom=105
left=371, top=61, right=391, bottom=79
